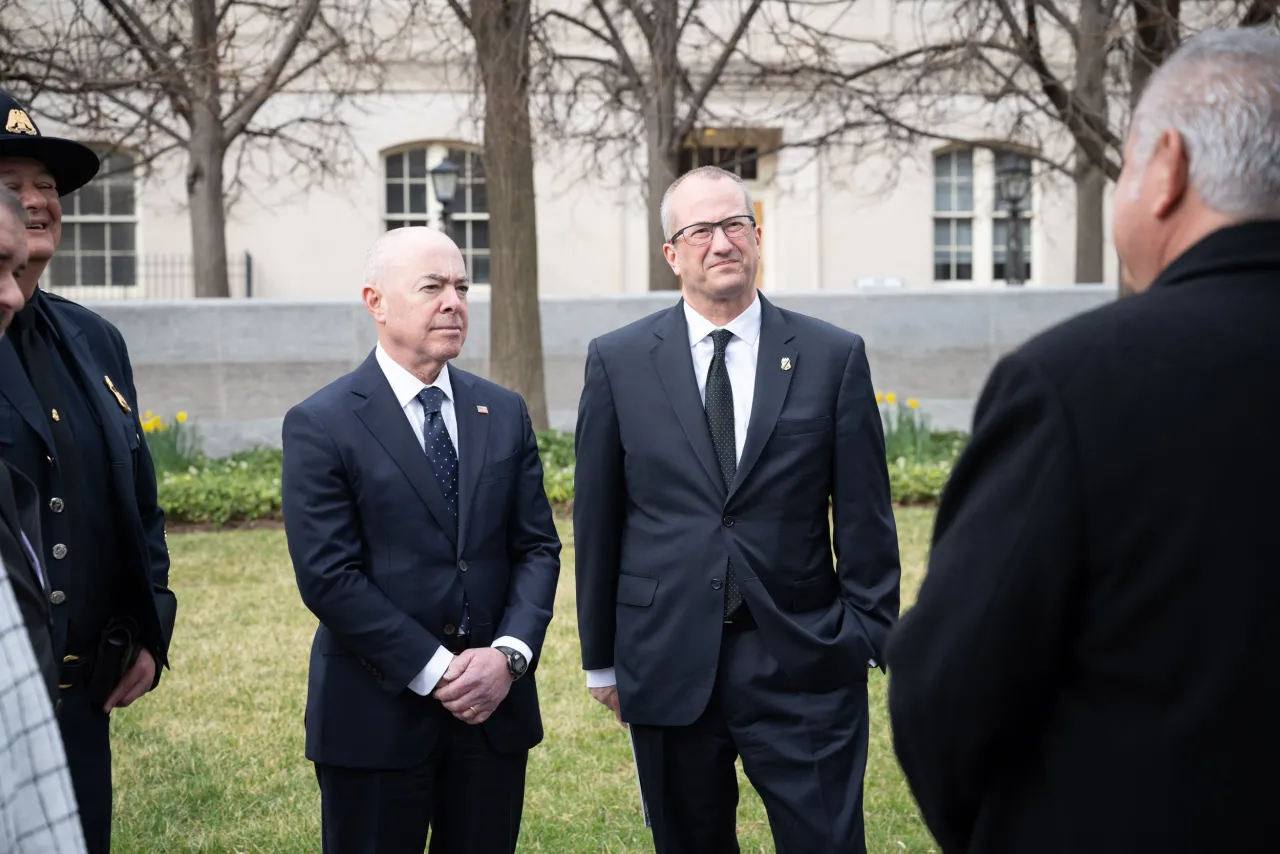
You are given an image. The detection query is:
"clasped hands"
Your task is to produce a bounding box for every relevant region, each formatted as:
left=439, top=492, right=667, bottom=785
left=433, top=647, right=513, bottom=725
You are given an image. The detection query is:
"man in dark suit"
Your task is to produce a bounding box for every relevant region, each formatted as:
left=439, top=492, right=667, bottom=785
left=283, top=226, right=561, bottom=853
left=886, top=28, right=1280, bottom=854
left=0, top=91, right=176, bottom=854
left=574, top=165, right=901, bottom=854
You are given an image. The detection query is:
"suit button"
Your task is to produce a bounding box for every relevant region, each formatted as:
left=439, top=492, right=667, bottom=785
left=458, top=559, right=468, bottom=572
left=711, top=578, right=722, bottom=590
left=50, top=590, right=66, bottom=605
left=443, top=624, right=456, bottom=635
left=52, top=544, right=67, bottom=560
left=49, top=497, right=64, bottom=513
left=722, top=516, right=734, bottom=527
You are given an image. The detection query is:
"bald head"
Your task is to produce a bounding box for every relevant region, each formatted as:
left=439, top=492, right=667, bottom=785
left=364, top=226, right=467, bottom=291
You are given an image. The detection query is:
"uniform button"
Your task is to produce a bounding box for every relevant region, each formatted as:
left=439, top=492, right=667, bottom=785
left=49, top=497, right=64, bottom=513
left=722, top=516, right=735, bottom=527
left=711, top=578, right=723, bottom=590
left=458, top=559, right=468, bottom=572
left=52, top=543, right=67, bottom=560
left=46, top=455, right=53, bottom=465
left=443, top=624, right=456, bottom=635
left=50, top=590, right=66, bottom=605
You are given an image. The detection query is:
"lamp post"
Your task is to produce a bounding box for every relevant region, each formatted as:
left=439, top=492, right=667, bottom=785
left=996, top=154, right=1032, bottom=286
left=429, top=157, right=460, bottom=234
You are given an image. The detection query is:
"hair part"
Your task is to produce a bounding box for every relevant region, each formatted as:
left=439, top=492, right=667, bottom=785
left=1128, top=27, right=1280, bottom=218
left=0, top=186, right=29, bottom=229
left=660, top=165, right=755, bottom=239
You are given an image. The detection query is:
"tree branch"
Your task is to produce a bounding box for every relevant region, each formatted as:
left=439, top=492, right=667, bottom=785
left=222, top=0, right=324, bottom=140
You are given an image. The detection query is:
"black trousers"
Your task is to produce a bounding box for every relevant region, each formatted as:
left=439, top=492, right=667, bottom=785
left=57, top=685, right=113, bottom=854
left=630, top=624, right=870, bottom=854
left=315, top=711, right=528, bottom=854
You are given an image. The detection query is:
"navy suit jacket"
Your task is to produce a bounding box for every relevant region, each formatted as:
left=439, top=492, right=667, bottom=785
left=574, top=294, right=902, bottom=727
left=282, top=351, right=561, bottom=769
left=0, top=291, right=176, bottom=679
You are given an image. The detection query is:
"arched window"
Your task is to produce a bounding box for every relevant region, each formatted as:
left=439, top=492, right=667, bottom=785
left=932, top=145, right=1035, bottom=285
left=384, top=144, right=490, bottom=284
left=933, top=149, right=974, bottom=281
left=47, top=149, right=137, bottom=288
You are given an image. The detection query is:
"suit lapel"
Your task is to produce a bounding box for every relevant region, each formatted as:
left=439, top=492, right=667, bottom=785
left=653, top=303, right=726, bottom=497
left=0, top=337, right=55, bottom=456
left=55, top=311, right=132, bottom=465
left=729, top=296, right=796, bottom=502
left=350, top=355, right=458, bottom=546
left=450, top=369, right=489, bottom=549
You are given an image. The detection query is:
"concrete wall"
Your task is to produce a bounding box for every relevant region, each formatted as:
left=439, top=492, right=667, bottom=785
left=90, top=288, right=1115, bottom=457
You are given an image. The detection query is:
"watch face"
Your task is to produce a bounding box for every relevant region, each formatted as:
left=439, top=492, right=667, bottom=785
left=511, top=652, right=527, bottom=673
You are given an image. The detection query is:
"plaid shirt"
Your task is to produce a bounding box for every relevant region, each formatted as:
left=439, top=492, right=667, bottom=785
left=0, top=557, right=86, bottom=853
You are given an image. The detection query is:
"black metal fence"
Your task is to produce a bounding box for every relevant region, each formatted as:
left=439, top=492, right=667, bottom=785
left=43, top=251, right=255, bottom=300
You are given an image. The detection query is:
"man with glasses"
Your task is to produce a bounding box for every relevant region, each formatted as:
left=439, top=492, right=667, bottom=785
left=574, top=165, right=901, bottom=853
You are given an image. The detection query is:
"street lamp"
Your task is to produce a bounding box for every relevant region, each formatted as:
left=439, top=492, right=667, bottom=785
left=429, top=157, right=460, bottom=233
left=996, top=154, right=1032, bottom=286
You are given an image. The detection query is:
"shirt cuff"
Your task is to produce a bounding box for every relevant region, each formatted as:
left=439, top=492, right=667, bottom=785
left=407, top=645, right=455, bottom=696
left=868, top=658, right=878, bottom=668
left=586, top=667, right=617, bottom=688
left=492, top=636, right=533, bottom=665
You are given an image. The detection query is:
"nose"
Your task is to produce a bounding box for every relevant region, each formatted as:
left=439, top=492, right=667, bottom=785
left=438, top=284, right=461, bottom=312
left=709, top=224, right=736, bottom=254
left=16, top=183, right=45, bottom=214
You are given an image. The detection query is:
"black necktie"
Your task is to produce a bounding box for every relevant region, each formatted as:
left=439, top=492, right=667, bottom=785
left=417, top=387, right=458, bottom=528
left=704, top=329, right=743, bottom=618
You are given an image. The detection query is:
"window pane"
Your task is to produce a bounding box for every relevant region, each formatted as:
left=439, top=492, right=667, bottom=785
left=469, top=153, right=484, bottom=179
left=955, top=149, right=973, bottom=177
left=386, top=220, right=403, bottom=231
left=470, top=253, right=490, bottom=285
left=408, top=148, right=427, bottom=179
left=468, top=180, right=487, bottom=214
left=110, top=254, right=136, bottom=286
left=80, top=223, right=106, bottom=251
left=934, top=178, right=952, bottom=213
left=955, top=179, right=973, bottom=212
left=933, top=219, right=951, bottom=247
left=385, top=183, right=403, bottom=215
left=955, top=219, right=973, bottom=248
left=109, top=181, right=134, bottom=216
left=109, top=223, right=136, bottom=252
left=408, top=182, right=427, bottom=214
left=386, top=153, right=404, bottom=179
left=49, top=254, right=76, bottom=287
left=63, top=224, right=77, bottom=252
left=471, top=220, right=489, bottom=251
left=678, top=148, right=694, bottom=175
left=78, top=184, right=105, bottom=216
left=445, top=219, right=464, bottom=247
left=934, top=261, right=952, bottom=281
left=740, top=148, right=759, bottom=180
left=956, top=261, right=973, bottom=281
left=993, top=219, right=1008, bottom=245
left=81, top=255, right=106, bottom=286
left=106, top=153, right=134, bottom=176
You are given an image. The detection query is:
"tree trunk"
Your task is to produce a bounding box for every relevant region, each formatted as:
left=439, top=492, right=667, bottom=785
left=1074, top=0, right=1107, bottom=285
left=187, top=0, right=230, bottom=299
left=473, top=0, right=549, bottom=431
left=645, top=0, right=681, bottom=292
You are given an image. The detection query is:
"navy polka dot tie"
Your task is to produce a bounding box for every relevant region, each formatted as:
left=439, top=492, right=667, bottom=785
left=705, top=329, right=743, bottom=619
left=417, top=387, right=458, bottom=529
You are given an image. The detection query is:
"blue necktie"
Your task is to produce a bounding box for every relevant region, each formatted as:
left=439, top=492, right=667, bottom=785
left=417, top=387, right=458, bottom=528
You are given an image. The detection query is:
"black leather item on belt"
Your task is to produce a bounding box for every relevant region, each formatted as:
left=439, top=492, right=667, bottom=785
left=58, top=652, right=94, bottom=691
left=723, top=608, right=757, bottom=631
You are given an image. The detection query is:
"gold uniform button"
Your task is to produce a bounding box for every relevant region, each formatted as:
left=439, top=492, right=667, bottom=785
left=50, top=590, right=66, bottom=605
left=50, top=497, right=64, bottom=513
left=51, top=408, right=60, bottom=422
left=52, top=543, right=67, bottom=560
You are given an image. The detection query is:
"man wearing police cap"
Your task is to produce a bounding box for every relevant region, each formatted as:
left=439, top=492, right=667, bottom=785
left=0, top=90, right=177, bottom=854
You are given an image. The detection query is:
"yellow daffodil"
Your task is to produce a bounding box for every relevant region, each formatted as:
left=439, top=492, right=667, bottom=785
left=144, top=410, right=153, bottom=421
left=875, top=392, right=884, bottom=404
left=907, top=398, right=920, bottom=409
left=886, top=392, right=897, bottom=404
left=176, top=411, right=188, bottom=424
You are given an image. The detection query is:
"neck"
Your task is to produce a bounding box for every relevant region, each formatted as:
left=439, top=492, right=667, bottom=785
left=380, top=336, right=445, bottom=385
left=18, top=261, right=46, bottom=303
left=1156, top=209, right=1241, bottom=282
left=683, top=287, right=756, bottom=328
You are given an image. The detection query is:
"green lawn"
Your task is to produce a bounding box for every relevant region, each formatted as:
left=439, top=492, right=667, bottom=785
left=108, top=509, right=938, bottom=853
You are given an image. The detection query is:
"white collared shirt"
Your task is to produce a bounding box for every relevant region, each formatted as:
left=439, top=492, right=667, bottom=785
left=373, top=343, right=532, bottom=696
left=683, top=294, right=761, bottom=465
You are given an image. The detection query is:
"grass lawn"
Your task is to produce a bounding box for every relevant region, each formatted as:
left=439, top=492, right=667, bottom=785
left=108, top=509, right=938, bottom=853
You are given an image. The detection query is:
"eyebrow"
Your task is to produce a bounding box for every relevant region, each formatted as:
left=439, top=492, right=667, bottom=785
left=420, top=273, right=470, bottom=285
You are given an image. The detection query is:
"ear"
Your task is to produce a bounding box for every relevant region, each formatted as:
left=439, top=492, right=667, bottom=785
left=663, top=241, right=680, bottom=276
left=361, top=284, right=385, bottom=322
left=1149, top=129, right=1190, bottom=220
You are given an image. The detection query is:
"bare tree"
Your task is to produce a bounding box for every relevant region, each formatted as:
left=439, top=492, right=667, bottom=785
left=440, top=0, right=549, bottom=431
left=0, top=0, right=411, bottom=297
left=537, top=0, right=767, bottom=291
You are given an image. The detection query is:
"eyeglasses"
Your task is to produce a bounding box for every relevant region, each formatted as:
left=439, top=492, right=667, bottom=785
left=667, top=215, right=757, bottom=246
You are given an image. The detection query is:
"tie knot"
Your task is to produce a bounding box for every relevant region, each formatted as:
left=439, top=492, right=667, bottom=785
left=710, top=328, right=733, bottom=354
left=417, top=386, right=445, bottom=415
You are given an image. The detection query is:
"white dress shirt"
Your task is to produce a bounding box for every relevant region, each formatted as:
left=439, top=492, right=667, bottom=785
left=586, top=296, right=762, bottom=690
left=374, top=343, right=533, bottom=695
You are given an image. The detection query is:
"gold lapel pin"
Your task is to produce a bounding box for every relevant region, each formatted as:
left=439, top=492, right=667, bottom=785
left=103, top=375, right=132, bottom=413
left=780, top=357, right=792, bottom=372
left=51, top=408, right=60, bottom=422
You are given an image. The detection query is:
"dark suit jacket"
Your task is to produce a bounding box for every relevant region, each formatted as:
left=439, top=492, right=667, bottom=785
left=282, top=352, right=561, bottom=769
left=885, top=220, right=1280, bottom=853
left=574, top=294, right=901, bottom=727
left=0, top=291, right=176, bottom=682
left=0, top=460, right=55, bottom=699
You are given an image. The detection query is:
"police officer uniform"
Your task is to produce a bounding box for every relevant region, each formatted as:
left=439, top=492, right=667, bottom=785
left=0, top=90, right=177, bottom=854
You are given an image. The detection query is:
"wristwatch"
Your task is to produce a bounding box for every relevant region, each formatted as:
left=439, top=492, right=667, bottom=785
left=495, top=646, right=528, bottom=680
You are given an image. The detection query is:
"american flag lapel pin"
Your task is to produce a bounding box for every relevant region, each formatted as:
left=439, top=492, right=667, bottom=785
left=476, top=405, right=489, bottom=414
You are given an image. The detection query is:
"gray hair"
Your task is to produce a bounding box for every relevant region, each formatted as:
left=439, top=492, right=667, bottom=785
left=0, top=186, right=28, bottom=229
left=1128, top=27, right=1280, bottom=218
left=659, top=165, right=755, bottom=239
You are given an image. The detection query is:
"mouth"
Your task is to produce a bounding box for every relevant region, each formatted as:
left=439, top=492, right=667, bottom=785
left=710, top=259, right=739, bottom=269
left=26, top=224, right=48, bottom=232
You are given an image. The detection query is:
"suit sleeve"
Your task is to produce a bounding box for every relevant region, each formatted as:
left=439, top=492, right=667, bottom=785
left=573, top=338, right=626, bottom=672
left=885, top=352, right=1082, bottom=852
left=831, top=335, right=902, bottom=668
left=494, top=395, right=562, bottom=663
left=114, top=327, right=176, bottom=683
left=282, top=404, right=440, bottom=695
